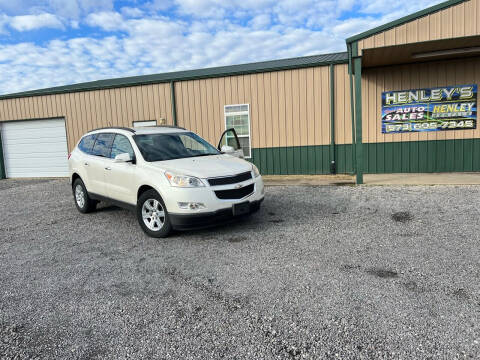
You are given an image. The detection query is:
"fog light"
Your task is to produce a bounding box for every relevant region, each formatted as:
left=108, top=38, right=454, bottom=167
left=178, top=202, right=206, bottom=210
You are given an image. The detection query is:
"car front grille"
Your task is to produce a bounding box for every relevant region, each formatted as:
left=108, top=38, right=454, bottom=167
left=214, top=184, right=254, bottom=200
left=208, top=171, right=252, bottom=186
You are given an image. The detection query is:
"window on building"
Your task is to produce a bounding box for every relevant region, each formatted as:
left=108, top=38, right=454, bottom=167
left=224, top=104, right=251, bottom=158
left=133, top=120, right=157, bottom=127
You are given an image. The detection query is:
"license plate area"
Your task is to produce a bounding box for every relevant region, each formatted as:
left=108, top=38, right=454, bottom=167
left=232, top=201, right=250, bottom=216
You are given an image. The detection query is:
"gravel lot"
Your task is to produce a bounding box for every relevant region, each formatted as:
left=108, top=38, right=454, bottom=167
left=1, top=179, right=479, bottom=359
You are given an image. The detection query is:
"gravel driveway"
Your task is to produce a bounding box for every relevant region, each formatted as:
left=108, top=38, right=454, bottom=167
left=0, top=179, right=479, bottom=359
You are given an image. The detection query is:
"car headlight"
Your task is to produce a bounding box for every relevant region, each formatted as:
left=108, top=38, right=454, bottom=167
left=165, top=171, right=205, bottom=187
left=252, top=164, right=261, bottom=178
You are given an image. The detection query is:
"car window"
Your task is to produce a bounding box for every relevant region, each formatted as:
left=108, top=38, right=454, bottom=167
left=91, top=133, right=115, bottom=158
left=110, top=134, right=135, bottom=159
left=78, top=134, right=97, bottom=154
left=180, top=134, right=206, bottom=151
left=133, top=132, right=219, bottom=162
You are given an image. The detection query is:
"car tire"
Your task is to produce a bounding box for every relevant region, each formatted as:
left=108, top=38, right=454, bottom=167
left=137, top=189, right=172, bottom=238
left=73, top=178, right=97, bottom=213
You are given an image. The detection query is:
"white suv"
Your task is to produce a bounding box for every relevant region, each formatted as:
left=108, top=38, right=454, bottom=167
left=69, top=126, right=264, bottom=238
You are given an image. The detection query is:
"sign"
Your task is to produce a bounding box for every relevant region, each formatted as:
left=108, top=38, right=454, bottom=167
left=382, top=85, right=477, bottom=133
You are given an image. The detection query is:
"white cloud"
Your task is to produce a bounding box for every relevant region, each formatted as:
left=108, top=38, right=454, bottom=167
left=121, top=7, right=144, bottom=18
left=358, top=0, right=442, bottom=15
left=0, top=0, right=448, bottom=94
left=249, top=14, right=271, bottom=29
left=9, top=13, right=64, bottom=31
left=0, top=0, right=114, bottom=19
left=85, top=11, right=125, bottom=31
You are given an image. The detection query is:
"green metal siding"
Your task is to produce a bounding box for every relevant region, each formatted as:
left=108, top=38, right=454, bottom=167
left=250, top=139, right=480, bottom=175
left=250, top=144, right=354, bottom=175
left=0, top=131, right=5, bottom=179
left=364, top=139, right=480, bottom=174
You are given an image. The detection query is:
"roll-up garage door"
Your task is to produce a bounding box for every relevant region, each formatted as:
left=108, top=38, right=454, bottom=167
left=1, top=118, right=69, bottom=178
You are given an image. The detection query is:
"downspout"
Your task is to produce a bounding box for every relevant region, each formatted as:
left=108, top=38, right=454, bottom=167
left=348, top=43, right=356, bottom=174
left=329, top=64, right=336, bottom=174
left=170, top=81, right=178, bottom=126
left=0, top=130, right=5, bottom=179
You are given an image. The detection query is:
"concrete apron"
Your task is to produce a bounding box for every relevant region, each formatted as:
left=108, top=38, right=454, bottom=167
left=262, top=173, right=480, bottom=186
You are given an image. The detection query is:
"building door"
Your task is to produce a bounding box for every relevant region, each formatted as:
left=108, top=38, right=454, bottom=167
left=0, top=118, right=69, bottom=178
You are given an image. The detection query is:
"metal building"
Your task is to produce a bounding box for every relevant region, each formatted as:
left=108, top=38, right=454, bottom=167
left=0, top=0, right=479, bottom=184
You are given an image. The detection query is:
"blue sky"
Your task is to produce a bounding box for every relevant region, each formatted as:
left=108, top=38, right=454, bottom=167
left=0, top=0, right=444, bottom=95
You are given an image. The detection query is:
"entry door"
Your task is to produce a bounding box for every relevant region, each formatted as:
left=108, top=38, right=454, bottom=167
left=1, top=118, right=69, bottom=178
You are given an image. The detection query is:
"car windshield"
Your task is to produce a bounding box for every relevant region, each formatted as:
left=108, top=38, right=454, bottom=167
left=133, top=132, right=220, bottom=162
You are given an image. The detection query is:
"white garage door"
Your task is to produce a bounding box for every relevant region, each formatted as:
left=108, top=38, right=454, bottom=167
left=1, top=118, right=69, bottom=178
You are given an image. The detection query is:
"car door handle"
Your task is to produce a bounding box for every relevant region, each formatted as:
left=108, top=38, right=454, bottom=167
left=105, top=167, right=111, bottom=171
left=84, top=162, right=89, bottom=166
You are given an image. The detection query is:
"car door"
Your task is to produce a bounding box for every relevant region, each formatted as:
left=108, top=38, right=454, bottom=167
left=88, top=133, right=115, bottom=196
left=106, top=134, right=137, bottom=205
left=217, top=128, right=244, bottom=158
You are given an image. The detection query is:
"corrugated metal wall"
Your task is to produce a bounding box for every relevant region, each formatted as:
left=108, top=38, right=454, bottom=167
left=358, top=0, right=480, bottom=54
left=175, top=64, right=352, bottom=148
left=362, top=56, right=480, bottom=174
left=0, top=84, right=173, bottom=151
left=174, top=63, right=353, bottom=174
left=362, top=57, right=480, bottom=143
left=0, top=63, right=353, bottom=175
left=0, top=64, right=352, bottom=152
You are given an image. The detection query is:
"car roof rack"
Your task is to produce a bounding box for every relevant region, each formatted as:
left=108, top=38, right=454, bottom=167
left=139, top=125, right=187, bottom=130
left=86, top=126, right=136, bottom=134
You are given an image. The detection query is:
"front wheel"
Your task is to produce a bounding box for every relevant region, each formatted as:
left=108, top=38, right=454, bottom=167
left=73, top=178, right=97, bottom=213
left=136, top=189, right=172, bottom=238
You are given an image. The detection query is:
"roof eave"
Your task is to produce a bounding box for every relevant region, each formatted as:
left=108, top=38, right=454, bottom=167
left=0, top=54, right=348, bottom=100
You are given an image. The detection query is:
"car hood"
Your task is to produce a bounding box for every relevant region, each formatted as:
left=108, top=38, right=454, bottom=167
left=147, top=155, right=253, bottom=178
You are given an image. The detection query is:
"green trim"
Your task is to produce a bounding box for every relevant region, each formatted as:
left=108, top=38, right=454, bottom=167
left=0, top=131, right=5, bottom=179
left=0, top=52, right=349, bottom=100
left=354, top=57, right=363, bottom=185
left=348, top=43, right=356, bottom=173
left=329, top=64, right=336, bottom=174
left=249, top=144, right=354, bottom=175
left=170, top=81, right=177, bottom=126
left=248, top=139, right=480, bottom=176
left=346, top=0, right=467, bottom=44
left=351, top=42, right=358, bottom=58
left=364, top=139, right=480, bottom=174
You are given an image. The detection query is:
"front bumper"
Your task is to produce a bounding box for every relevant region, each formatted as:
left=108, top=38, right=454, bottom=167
left=169, top=198, right=263, bottom=231
left=161, top=175, right=264, bottom=214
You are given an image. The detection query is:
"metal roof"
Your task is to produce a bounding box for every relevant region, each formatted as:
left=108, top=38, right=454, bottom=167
left=0, top=51, right=348, bottom=100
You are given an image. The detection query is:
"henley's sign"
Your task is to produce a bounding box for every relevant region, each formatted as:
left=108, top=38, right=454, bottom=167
left=381, top=85, right=477, bottom=133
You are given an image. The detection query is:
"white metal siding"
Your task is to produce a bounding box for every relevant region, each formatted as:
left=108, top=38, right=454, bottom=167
left=1, top=118, right=69, bottom=178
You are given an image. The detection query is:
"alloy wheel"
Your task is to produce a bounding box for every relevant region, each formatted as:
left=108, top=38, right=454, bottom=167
left=75, top=184, right=85, bottom=208
left=142, top=199, right=165, bottom=231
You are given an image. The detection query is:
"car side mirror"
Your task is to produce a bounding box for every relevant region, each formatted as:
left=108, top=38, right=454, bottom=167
left=114, top=153, right=132, bottom=163
left=221, top=145, right=244, bottom=159
left=221, top=145, right=235, bottom=153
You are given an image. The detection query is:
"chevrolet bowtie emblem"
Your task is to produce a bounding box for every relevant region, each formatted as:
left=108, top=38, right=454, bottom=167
left=235, top=184, right=243, bottom=189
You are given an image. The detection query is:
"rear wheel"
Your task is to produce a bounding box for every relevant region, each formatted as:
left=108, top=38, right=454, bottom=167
left=73, top=178, right=97, bottom=213
left=137, top=189, right=172, bottom=238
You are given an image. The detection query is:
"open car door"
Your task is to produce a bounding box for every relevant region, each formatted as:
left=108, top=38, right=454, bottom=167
left=217, top=128, right=244, bottom=158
